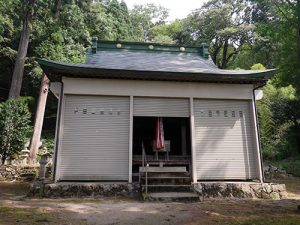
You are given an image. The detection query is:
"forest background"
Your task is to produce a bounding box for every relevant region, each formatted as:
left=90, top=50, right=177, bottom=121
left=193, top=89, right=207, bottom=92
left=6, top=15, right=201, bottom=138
left=0, top=0, right=299, bottom=174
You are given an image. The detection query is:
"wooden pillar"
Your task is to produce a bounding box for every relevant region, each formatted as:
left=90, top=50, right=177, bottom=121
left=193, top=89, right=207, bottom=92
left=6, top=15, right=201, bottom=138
left=29, top=74, right=50, bottom=164
left=181, top=120, right=187, bottom=156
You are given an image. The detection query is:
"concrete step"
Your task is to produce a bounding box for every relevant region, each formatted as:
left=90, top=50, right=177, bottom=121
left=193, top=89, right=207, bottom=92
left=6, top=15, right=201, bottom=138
left=141, top=184, right=192, bottom=192
left=145, top=192, right=200, bottom=202
left=140, top=177, right=191, bottom=185
left=141, top=172, right=190, bottom=177
left=139, top=167, right=187, bottom=173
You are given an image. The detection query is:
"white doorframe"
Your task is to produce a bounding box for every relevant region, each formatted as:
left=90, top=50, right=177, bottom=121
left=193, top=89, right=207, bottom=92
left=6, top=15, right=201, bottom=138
left=251, top=98, right=264, bottom=183
left=190, top=97, right=197, bottom=183
left=128, top=96, right=133, bottom=183
left=54, top=91, right=65, bottom=182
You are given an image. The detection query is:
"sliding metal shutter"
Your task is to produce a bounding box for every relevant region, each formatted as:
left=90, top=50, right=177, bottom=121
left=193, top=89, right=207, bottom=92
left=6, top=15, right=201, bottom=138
left=58, top=95, right=130, bottom=181
left=134, top=97, right=189, bottom=117
left=194, top=99, right=257, bottom=180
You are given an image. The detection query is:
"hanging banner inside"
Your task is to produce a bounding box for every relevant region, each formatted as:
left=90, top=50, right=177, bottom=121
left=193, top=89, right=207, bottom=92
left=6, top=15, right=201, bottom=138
left=155, top=117, right=165, bottom=150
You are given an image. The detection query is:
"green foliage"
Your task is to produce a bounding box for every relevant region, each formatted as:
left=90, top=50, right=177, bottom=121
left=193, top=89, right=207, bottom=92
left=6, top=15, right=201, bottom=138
left=251, top=63, right=266, bottom=70
left=0, top=98, right=31, bottom=164
left=257, top=82, right=299, bottom=159
left=130, top=3, right=169, bottom=41
left=148, top=20, right=187, bottom=44
left=185, top=0, right=254, bottom=68
left=152, top=34, right=174, bottom=44
left=250, top=0, right=300, bottom=92
left=39, top=131, right=55, bottom=157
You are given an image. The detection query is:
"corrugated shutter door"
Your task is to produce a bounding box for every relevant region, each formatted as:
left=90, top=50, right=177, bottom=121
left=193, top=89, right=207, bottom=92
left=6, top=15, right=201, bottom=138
left=134, top=97, right=189, bottom=117
left=194, top=99, right=257, bottom=180
left=59, top=95, right=129, bottom=181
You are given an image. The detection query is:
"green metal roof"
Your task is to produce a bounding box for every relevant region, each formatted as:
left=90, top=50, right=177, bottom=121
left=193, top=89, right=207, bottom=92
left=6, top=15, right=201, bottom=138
left=37, top=40, right=276, bottom=84
left=37, top=58, right=275, bottom=84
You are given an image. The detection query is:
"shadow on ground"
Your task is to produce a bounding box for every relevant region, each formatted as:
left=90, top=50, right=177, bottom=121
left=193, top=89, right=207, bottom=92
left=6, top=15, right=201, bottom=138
left=0, top=178, right=300, bottom=225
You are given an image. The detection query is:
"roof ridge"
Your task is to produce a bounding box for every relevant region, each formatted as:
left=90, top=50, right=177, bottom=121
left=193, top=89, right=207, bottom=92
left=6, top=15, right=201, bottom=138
left=91, top=38, right=210, bottom=59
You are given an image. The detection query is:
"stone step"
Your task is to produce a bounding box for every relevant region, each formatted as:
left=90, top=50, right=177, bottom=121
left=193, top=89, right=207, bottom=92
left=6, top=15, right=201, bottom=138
left=19, top=173, right=37, bottom=181
left=141, top=184, right=192, bottom=192
left=145, top=192, right=200, bottom=202
left=20, top=173, right=36, bottom=177
left=140, top=177, right=191, bottom=185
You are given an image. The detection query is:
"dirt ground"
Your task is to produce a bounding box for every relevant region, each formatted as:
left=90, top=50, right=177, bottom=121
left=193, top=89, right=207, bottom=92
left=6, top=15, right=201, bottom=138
left=1, top=178, right=300, bottom=225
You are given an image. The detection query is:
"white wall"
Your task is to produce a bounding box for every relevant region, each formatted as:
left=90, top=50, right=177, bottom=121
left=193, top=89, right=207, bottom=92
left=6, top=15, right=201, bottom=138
left=62, top=77, right=254, bottom=100
left=53, top=77, right=263, bottom=182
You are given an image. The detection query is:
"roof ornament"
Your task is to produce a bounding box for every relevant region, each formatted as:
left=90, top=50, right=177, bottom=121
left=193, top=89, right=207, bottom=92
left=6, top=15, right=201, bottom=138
left=148, top=45, right=154, bottom=50
left=179, top=47, right=186, bottom=52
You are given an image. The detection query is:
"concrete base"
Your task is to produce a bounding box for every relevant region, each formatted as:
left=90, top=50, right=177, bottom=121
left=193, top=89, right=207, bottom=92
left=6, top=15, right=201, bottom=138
left=193, top=182, right=287, bottom=200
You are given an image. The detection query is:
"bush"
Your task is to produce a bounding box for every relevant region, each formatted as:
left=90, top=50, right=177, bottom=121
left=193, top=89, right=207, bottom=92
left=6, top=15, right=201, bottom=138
left=0, top=99, right=31, bottom=164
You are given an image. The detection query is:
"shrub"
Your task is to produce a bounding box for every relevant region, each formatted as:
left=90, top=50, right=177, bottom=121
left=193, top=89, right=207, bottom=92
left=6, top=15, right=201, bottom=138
left=257, top=82, right=300, bottom=160
left=0, top=99, right=31, bottom=164
left=37, top=131, right=55, bottom=161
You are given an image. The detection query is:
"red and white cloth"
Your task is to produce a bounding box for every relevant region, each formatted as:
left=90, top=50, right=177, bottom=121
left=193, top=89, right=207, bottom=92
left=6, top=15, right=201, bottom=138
left=155, top=117, right=165, bottom=150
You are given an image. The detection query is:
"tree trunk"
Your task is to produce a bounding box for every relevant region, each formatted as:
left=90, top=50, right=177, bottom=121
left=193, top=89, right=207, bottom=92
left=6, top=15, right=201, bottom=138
left=297, top=0, right=300, bottom=63
left=29, top=74, right=50, bottom=164
left=221, top=38, right=229, bottom=69
left=1, top=156, right=6, bottom=165
left=54, top=0, right=63, bottom=19
left=8, top=0, right=36, bottom=99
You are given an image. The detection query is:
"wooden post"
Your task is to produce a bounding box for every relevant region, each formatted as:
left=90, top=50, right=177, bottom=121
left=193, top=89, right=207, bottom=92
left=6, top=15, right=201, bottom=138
left=181, top=120, right=187, bottom=156
left=29, top=74, right=50, bottom=164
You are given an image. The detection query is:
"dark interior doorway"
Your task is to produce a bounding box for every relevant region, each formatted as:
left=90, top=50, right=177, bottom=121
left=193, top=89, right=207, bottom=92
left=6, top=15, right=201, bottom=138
left=133, top=117, right=191, bottom=156
left=132, top=116, right=191, bottom=179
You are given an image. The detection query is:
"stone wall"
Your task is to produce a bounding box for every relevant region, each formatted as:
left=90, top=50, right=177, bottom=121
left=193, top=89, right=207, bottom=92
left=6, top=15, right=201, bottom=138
left=264, top=164, right=292, bottom=179
left=0, top=165, right=52, bottom=182
left=193, top=182, right=287, bottom=200
left=0, top=166, right=38, bottom=181
left=29, top=182, right=140, bottom=198
left=29, top=181, right=287, bottom=200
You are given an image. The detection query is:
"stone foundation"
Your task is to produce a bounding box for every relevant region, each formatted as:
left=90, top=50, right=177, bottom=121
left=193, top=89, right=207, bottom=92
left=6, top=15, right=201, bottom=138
left=29, top=182, right=140, bottom=198
left=29, top=181, right=287, bottom=200
left=193, top=182, right=287, bottom=200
